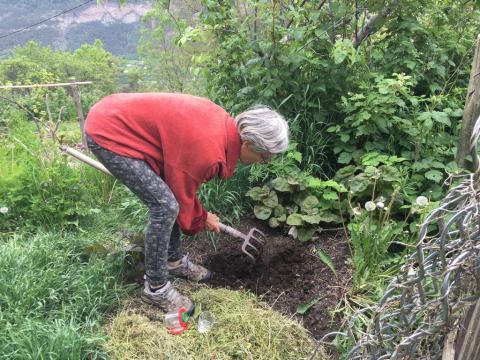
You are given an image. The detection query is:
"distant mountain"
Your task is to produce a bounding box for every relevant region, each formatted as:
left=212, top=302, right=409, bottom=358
left=0, top=1, right=154, bottom=57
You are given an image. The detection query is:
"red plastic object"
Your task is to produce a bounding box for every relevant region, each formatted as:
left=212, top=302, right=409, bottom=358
left=167, top=307, right=188, bottom=335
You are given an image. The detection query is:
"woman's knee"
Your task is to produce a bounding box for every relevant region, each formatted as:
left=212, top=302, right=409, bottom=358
left=150, top=191, right=179, bottom=218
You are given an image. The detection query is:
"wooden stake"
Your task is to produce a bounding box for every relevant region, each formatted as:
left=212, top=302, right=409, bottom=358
left=455, top=34, right=480, bottom=169
left=70, top=84, right=86, bottom=147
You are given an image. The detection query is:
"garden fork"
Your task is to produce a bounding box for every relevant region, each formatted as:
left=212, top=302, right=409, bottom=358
left=219, top=223, right=266, bottom=261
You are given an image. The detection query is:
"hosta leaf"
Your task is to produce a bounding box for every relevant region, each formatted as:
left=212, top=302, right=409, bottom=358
left=271, top=177, right=291, bottom=192
left=277, top=214, right=287, bottom=222
left=246, top=186, right=267, bottom=201
left=424, top=169, right=443, bottom=183
left=274, top=205, right=286, bottom=217
left=322, top=190, right=338, bottom=201
left=297, top=227, right=317, bottom=242
left=300, top=195, right=319, bottom=210
left=364, top=166, right=381, bottom=180
left=316, top=248, right=338, bottom=278
left=302, top=214, right=322, bottom=224
left=262, top=191, right=279, bottom=208
left=379, top=165, right=400, bottom=182
left=268, top=217, right=280, bottom=228
left=335, top=165, right=357, bottom=180
left=318, top=213, right=342, bottom=223
left=349, top=174, right=369, bottom=194
left=286, top=204, right=299, bottom=214
left=254, top=205, right=272, bottom=220
left=296, top=298, right=319, bottom=315
left=287, top=177, right=300, bottom=185
left=286, top=213, right=303, bottom=226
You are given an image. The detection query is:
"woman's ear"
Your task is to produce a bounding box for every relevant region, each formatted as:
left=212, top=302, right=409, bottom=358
left=240, top=141, right=250, bottom=151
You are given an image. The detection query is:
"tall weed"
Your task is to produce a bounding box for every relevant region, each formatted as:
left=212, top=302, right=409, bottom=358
left=0, top=121, right=115, bottom=231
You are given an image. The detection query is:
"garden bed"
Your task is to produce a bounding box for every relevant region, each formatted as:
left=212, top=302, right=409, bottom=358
left=185, top=218, right=352, bottom=341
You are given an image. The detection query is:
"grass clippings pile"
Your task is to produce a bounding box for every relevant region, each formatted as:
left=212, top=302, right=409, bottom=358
left=105, top=286, right=327, bottom=359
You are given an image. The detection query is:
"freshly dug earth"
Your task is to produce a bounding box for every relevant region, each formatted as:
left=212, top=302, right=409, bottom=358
left=184, top=218, right=352, bottom=342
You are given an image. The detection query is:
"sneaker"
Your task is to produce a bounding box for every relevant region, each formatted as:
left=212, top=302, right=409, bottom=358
left=141, top=279, right=195, bottom=315
left=168, top=255, right=212, bottom=283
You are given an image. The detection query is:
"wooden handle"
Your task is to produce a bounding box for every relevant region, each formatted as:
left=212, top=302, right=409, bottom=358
left=61, top=145, right=112, bottom=176
left=219, top=223, right=245, bottom=239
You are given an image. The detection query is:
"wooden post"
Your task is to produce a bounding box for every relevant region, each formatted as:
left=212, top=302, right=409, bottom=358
left=70, top=84, right=86, bottom=147
left=453, top=298, right=480, bottom=359
left=455, top=34, right=480, bottom=169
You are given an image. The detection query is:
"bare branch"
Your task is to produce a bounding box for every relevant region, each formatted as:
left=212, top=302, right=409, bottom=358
left=352, top=1, right=398, bottom=49
left=0, top=94, right=42, bottom=134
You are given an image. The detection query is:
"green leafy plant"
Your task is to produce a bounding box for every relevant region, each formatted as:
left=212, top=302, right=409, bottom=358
left=247, top=171, right=346, bottom=241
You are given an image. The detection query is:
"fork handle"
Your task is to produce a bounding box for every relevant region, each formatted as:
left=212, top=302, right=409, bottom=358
left=219, top=223, right=245, bottom=239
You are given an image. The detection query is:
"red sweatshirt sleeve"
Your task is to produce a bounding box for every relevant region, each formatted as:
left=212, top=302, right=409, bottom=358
left=164, top=164, right=208, bottom=235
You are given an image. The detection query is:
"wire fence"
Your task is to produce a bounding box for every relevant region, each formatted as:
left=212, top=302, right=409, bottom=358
left=336, top=116, right=480, bottom=359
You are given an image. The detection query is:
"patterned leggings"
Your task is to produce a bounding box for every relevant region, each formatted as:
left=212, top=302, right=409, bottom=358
left=86, top=134, right=182, bottom=287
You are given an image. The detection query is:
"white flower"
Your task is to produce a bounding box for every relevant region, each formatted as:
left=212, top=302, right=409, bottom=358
left=376, top=201, right=385, bottom=209
left=407, top=266, right=416, bottom=277
left=0, top=207, right=8, bottom=214
left=365, top=201, right=376, bottom=212
left=353, top=206, right=362, bottom=216
left=416, top=196, right=429, bottom=207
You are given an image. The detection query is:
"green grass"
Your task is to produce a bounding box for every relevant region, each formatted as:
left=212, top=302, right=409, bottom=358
left=0, top=226, right=129, bottom=359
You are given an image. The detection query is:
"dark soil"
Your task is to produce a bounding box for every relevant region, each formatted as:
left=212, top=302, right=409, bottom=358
left=184, top=218, right=352, bottom=347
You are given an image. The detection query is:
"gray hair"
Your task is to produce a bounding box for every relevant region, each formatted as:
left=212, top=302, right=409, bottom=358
left=234, top=106, right=289, bottom=154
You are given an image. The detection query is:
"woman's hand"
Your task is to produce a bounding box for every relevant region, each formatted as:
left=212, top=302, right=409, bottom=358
left=205, top=212, right=221, bottom=233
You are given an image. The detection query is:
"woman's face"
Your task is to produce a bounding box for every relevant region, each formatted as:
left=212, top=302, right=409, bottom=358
left=239, top=141, right=273, bottom=164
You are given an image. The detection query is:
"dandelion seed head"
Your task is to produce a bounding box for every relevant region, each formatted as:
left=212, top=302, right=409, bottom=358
left=365, top=201, right=376, bottom=212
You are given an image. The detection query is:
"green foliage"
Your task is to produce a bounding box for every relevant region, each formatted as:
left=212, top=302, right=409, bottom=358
left=137, top=0, right=205, bottom=93
left=246, top=150, right=346, bottom=241
left=0, top=122, right=113, bottom=231
left=296, top=297, right=320, bottom=315
left=315, top=248, right=338, bottom=278
left=198, top=165, right=251, bottom=224
left=0, top=41, right=119, bottom=122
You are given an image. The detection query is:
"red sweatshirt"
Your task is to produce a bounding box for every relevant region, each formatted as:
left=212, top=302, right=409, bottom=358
left=85, top=93, right=241, bottom=235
